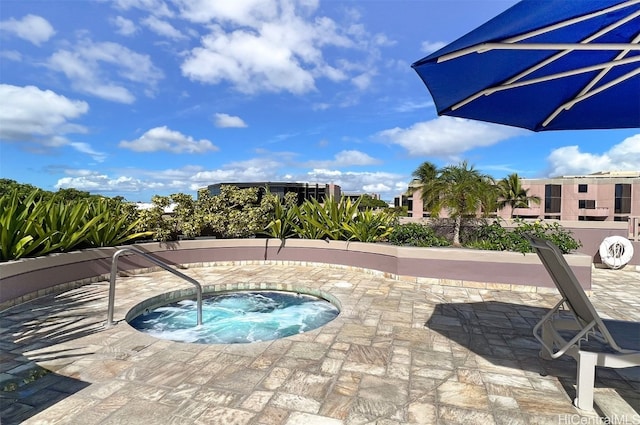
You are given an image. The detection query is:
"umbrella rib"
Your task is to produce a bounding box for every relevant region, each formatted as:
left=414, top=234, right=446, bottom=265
left=448, top=9, right=640, bottom=113
left=453, top=56, right=640, bottom=101
left=542, top=32, right=640, bottom=128
left=437, top=1, right=640, bottom=63
left=504, top=0, right=640, bottom=44
left=542, top=67, right=640, bottom=128
left=472, top=42, right=640, bottom=52
left=500, top=10, right=640, bottom=85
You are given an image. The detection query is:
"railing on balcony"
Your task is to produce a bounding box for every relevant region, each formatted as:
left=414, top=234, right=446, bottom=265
left=512, top=207, right=541, bottom=217
left=578, top=207, right=609, bottom=218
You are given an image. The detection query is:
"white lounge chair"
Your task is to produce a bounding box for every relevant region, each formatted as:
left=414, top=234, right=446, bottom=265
left=527, top=235, right=640, bottom=411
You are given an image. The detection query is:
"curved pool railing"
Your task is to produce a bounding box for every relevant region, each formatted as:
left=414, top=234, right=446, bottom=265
left=107, top=247, right=203, bottom=327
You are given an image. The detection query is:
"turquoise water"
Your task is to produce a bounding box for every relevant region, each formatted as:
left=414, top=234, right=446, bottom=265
left=129, top=291, right=339, bottom=344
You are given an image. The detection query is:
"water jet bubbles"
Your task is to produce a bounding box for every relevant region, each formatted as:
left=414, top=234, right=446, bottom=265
left=129, top=290, right=339, bottom=344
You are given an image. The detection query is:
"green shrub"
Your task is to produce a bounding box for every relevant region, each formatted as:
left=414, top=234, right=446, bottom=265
left=0, top=190, right=51, bottom=261
left=291, top=196, right=360, bottom=240
left=342, top=209, right=396, bottom=242
left=388, top=223, right=449, bottom=247
left=467, top=219, right=581, bottom=254
left=263, top=191, right=298, bottom=239
left=1, top=189, right=152, bottom=261
left=85, top=199, right=152, bottom=247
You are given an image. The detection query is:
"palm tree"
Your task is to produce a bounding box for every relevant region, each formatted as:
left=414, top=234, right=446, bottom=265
left=497, top=173, right=541, bottom=218
left=411, top=161, right=438, bottom=212
left=412, top=161, right=438, bottom=183
left=420, top=161, right=495, bottom=246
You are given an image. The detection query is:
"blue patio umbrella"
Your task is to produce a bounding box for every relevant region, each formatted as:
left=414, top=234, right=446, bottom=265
left=412, top=0, right=640, bottom=131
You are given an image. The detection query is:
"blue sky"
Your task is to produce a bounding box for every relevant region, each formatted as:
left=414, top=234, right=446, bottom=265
left=1, top=0, right=638, bottom=202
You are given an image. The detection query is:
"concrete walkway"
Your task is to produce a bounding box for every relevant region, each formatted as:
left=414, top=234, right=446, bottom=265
left=1, top=264, right=638, bottom=424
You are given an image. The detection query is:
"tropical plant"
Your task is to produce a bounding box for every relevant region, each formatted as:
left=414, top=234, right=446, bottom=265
left=357, top=194, right=389, bottom=210
left=388, top=222, right=449, bottom=247
left=199, top=185, right=274, bottom=238
left=411, top=161, right=439, bottom=212
left=467, top=219, right=581, bottom=254
left=0, top=190, right=51, bottom=261
left=342, top=209, right=396, bottom=242
left=292, top=196, right=360, bottom=240
left=1, top=190, right=151, bottom=261
left=136, top=195, right=178, bottom=241
left=171, top=193, right=200, bottom=239
left=497, top=173, right=541, bottom=218
left=36, top=198, right=103, bottom=253
left=263, top=191, right=298, bottom=239
left=419, top=161, right=496, bottom=246
left=85, top=199, right=152, bottom=247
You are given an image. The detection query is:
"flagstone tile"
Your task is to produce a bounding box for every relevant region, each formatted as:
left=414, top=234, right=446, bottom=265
left=261, top=367, right=292, bottom=390
left=286, top=411, right=344, bottom=425
left=437, top=380, right=491, bottom=410
left=240, top=390, right=273, bottom=412
left=4, top=265, right=638, bottom=425
left=281, top=370, right=333, bottom=400
left=270, top=392, right=321, bottom=414
left=358, top=374, right=408, bottom=405
left=194, top=406, right=255, bottom=425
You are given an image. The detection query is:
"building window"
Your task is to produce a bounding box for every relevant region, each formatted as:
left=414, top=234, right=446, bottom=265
left=614, top=216, right=629, bottom=222
left=578, top=199, right=595, bottom=209
left=578, top=184, right=588, bottom=193
left=544, top=184, right=561, bottom=214
left=615, top=183, right=631, bottom=214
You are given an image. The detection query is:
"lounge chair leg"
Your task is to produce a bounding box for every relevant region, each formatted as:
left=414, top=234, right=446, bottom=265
left=539, top=322, right=553, bottom=360
left=575, top=351, right=596, bottom=411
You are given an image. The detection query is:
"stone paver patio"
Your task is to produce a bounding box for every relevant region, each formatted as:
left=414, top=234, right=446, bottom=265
left=1, top=263, right=639, bottom=424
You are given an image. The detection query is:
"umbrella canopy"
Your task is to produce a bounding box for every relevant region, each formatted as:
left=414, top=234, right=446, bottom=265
left=412, top=0, right=640, bottom=131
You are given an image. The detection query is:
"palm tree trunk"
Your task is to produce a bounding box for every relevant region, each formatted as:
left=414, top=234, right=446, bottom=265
left=453, top=216, right=462, bottom=246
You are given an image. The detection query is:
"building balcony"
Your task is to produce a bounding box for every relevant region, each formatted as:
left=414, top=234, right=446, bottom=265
left=579, top=207, right=609, bottom=218
left=512, top=207, right=541, bottom=217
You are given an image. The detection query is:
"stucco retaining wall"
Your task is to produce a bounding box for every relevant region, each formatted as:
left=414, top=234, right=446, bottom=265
left=0, top=238, right=592, bottom=310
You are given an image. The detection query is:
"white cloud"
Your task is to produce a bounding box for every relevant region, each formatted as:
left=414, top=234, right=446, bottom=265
left=545, top=134, right=640, bottom=176
left=0, top=84, right=107, bottom=160
left=377, top=116, right=523, bottom=158
left=111, top=16, right=138, bottom=36
left=56, top=173, right=149, bottom=192
left=393, top=100, right=433, bottom=113
left=182, top=26, right=317, bottom=94
left=0, top=14, right=55, bottom=46
left=119, top=126, right=219, bottom=153
left=69, top=142, right=108, bottom=162
left=351, top=70, right=375, bottom=90
left=177, top=0, right=300, bottom=26
left=0, top=84, right=84, bottom=142
left=112, top=0, right=173, bottom=17
left=0, top=50, right=22, bottom=61
left=420, top=40, right=446, bottom=54
left=180, top=0, right=380, bottom=95
left=306, top=168, right=407, bottom=199
left=191, top=158, right=283, bottom=184
left=142, top=15, right=186, bottom=40
left=54, top=165, right=206, bottom=195
left=47, top=38, right=163, bottom=103
left=214, top=113, right=247, bottom=128
left=305, top=150, right=381, bottom=168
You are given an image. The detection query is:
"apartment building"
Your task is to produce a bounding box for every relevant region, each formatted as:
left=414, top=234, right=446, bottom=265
left=399, top=171, right=640, bottom=222
left=498, top=171, right=640, bottom=222
left=206, top=182, right=341, bottom=206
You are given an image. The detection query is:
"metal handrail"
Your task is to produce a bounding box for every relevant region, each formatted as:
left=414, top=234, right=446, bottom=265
left=106, top=247, right=203, bottom=327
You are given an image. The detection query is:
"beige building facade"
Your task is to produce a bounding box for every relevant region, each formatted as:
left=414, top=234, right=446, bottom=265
left=398, top=171, right=640, bottom=238
left=498, top=171, right=640, bottom=222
